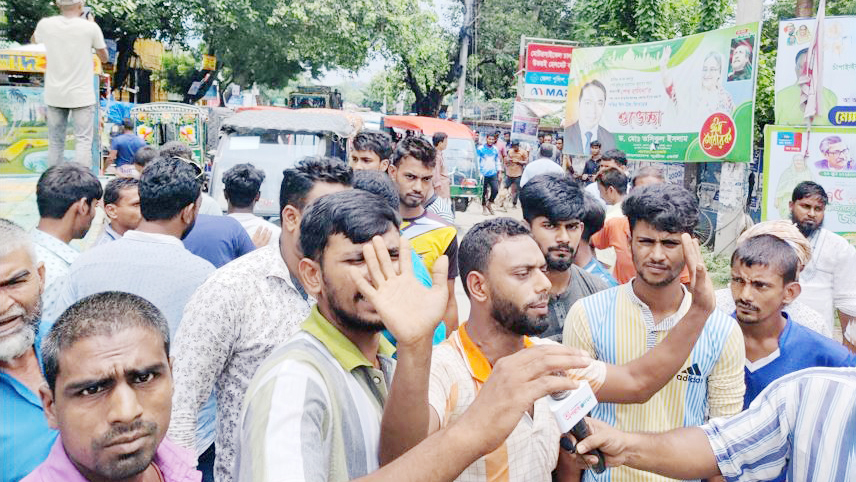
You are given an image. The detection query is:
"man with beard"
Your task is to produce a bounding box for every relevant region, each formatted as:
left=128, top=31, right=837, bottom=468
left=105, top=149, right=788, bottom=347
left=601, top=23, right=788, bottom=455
left=519, top=174, right=608, bottom=341
left=726, top=222, right=855, bottom=409
left=234, top=190, right=452, bottom=481
left=380, top=216, right=724, bottom=482
left=391, top=136, right=459, bottom=332
left=563, top=184, right=745, bottom=482
left=26, top=291, right=200, bottom=482
left=788, top=181, right=856, bottom=350
left=0, top=220, right=57, bottom=482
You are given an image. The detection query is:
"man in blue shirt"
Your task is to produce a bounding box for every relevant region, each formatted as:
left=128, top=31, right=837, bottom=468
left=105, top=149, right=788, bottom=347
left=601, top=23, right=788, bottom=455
left=729, top=227, right=856, bottom=409
left=477, top=133, right=501, bottom=215
left=0, top=219, right=58, bottom=482
left=182, top=214, right=256, bottom=268
left=108, top=118, right=147, bottom=176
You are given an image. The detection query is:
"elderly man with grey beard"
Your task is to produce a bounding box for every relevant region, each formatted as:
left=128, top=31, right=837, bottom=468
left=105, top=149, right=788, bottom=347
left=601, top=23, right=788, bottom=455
left=0, top=219, right=58, bottom=482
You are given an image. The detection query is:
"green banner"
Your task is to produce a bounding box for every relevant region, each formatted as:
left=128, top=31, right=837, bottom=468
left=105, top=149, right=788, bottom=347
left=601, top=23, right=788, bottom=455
left=562, top=23, right=760, bottom=162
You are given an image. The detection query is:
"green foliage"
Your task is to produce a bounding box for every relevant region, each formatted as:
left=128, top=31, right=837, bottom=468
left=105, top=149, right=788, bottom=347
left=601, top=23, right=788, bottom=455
left=702, top=245, right=732, bottom=289
left=156, top=51, right=198, bottom=96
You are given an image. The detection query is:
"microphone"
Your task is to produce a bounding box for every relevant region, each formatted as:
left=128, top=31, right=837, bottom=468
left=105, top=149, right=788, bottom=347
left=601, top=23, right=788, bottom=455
left=547, top=380, right=606, bottom=474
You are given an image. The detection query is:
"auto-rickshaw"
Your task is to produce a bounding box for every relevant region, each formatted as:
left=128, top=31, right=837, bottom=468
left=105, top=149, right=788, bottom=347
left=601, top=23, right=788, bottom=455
left=208, top=108, right=362, bottom=217
left=381, top=115, right=479, bottom=212
left=131, top=102, right=208, bottom=165
left=0, top=44, right=105, bottom=176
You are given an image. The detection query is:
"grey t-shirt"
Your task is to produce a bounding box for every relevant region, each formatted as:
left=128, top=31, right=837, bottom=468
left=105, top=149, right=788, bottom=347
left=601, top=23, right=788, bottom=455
left=542, top=265, right=609, bottom=342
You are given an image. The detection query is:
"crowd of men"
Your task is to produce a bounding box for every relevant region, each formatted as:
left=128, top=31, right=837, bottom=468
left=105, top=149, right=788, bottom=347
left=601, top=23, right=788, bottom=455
left=5, top=1, right=856, bottom=479
left=3, top=119, right=856, bottom=482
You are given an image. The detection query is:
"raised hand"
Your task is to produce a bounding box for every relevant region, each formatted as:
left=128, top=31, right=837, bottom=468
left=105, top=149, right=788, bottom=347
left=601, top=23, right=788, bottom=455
left=251, top=226, right=272, bottom=248
left=349, top=236, right=449, bottom=347
left=681, top=233, right=714, bottom=316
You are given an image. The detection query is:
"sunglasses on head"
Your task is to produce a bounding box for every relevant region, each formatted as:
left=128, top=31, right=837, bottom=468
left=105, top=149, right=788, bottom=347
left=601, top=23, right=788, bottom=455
left=170, top=156, right=205, bottom=179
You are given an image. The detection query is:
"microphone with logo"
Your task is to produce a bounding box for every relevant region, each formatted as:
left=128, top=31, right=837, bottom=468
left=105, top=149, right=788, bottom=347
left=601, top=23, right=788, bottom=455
left=547, top=380, right=606, bottom=474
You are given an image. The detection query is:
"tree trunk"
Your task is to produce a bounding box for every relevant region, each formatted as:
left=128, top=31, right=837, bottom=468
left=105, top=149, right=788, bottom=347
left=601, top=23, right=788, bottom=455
left=796, top=0, right=814, bottom=17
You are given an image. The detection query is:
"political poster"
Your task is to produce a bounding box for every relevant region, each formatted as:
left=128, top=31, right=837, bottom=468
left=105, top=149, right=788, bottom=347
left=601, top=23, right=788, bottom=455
left=762, top=125, right=856, bottom=236
left=774, top=17, right=856, bottom=126
left=562, top=23, right=760, bottom=162
left=523, top=43, right=574, bottom=102
left=510, top=102, right=540, bottom=144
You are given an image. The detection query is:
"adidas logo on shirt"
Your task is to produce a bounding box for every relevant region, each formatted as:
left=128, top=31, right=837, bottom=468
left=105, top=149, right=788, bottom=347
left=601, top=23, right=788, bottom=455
left=676, top=363, right=703, bottom=383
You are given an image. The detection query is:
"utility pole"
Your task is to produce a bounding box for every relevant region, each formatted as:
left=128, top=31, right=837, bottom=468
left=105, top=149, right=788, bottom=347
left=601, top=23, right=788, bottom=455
left=453, top=0, right=475, bottom=122
left=712, top=0, right=764, bottom=256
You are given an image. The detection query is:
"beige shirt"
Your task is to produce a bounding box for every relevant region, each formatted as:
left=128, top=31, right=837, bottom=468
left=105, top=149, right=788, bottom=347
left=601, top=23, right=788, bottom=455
left=34, top=16, right=106, bottom=108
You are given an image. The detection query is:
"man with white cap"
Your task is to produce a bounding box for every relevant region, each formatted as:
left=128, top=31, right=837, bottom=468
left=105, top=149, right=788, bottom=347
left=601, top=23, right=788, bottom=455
left=32, top=0, right=108, bottom=166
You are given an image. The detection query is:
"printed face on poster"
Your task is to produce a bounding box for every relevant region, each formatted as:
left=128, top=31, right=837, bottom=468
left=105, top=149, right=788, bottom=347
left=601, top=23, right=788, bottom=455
left=510, top=102, right=540, bottom=144
left=763, top=125, right=856, bottom=234
left=562, top=23, right=760, bottom=162
left=774, top=17, right=856, bottom=127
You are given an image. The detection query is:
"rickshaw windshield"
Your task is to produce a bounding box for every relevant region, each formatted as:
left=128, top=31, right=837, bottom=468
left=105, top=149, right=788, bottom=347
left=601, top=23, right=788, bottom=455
left=444, top=137, right=477, bottom=185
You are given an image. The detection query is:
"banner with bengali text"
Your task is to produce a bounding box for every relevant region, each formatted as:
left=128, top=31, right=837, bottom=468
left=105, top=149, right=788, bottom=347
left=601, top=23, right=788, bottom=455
left=562, top=23, right=760, bottom=162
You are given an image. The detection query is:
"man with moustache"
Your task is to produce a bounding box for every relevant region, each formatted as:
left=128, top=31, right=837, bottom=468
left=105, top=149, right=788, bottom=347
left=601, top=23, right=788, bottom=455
left=788, top=181, right=856, bottom=349
left=563, top=184, right=745, bottom=482
left=727, top=222, right=855, bottom=409
left=518, top=174, right=608, bottom=341
left=234, top=190, right=452, bottom=482
left=25, top=291, right=200, bottom=482
left=379, top=216, right=724, bottom=481
left=0, top=220, right=58, bottom=482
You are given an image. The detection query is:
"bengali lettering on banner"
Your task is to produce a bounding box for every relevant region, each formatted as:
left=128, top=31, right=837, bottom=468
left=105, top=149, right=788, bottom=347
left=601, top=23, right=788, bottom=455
left=762, top=125, right=856, bottom=236
left=523, top=43, right=573, bottom=101
left=774, top=17, right=856, bottom=126
left=510, top=102, right=540, bottom=144
left=562, top=23, right=760, bottom=162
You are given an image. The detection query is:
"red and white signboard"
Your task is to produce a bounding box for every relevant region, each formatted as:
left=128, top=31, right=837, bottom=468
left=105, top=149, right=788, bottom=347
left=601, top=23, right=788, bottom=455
left=525, top=43, right=574, bottom=74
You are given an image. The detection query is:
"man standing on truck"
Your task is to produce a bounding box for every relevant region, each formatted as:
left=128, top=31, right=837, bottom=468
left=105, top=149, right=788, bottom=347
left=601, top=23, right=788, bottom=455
left=33, top=0, right=109, bottom=166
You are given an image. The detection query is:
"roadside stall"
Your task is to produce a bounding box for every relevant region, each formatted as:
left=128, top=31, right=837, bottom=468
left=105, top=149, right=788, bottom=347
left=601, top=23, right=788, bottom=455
left=209, top=108, right=362, bottom=217
left=382, top=115, right=479, bottom=212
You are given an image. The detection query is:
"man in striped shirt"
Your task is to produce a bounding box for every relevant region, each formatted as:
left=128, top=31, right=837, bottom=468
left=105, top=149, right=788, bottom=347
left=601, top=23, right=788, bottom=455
left=234, top=190, right=451, bottom=482
left=380, top=217, right=722, bottom=482
left=563, top=184, right=745, bottom=482
left=574, top=367, right=856, bottom=481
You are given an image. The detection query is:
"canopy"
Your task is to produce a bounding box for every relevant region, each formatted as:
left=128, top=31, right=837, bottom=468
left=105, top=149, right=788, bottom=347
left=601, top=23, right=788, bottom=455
left=222, top=108, right=362, bottom=138
left=382, top=115, right=473, bottom=139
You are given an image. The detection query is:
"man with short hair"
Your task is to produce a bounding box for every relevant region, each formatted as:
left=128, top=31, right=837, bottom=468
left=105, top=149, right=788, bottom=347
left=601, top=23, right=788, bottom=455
left=426, top=132, right=454, bottom=223
left=234, top=189, right=451, bottom=481
left=580, top=140, right=602, bottom=184
left=350, top=130, right=394, bottom=172
left=584, top=149, right=628, bottom=206
left=775, top=48, right=837, bottom=125
left=502, top=140, right=528, bottom=209
left=788, top=181, right=856, bottom=349
left=32, top=0, right=108, bottom=166
left=27, top=291, right=201, bottom=482
left=727, top=224, right=855, bottom=408
left=31, top=163, right=102, bottom=319
left=168, top=156, right=351, bottom=482
left=108, top=118, right=147, bottom=176
left=380, top=216, right=722, bottom=481
left=814, top=135, right=853, bottom=170
left=132, top=145, right=159, bottom=177
left=159, top=141, right=222, bottom=216
left=591, top=168, right=631, bottom=282
left=477, top=134, right=501, bottom=215
left=0, top=220, right=57, bottom=482
left=564, top=183, right=746, bottom=482
left=519, top=174, right=609, bottom=341
left=95, top=177, right=141, bottom=246
left=726, top=40, right=753, bottom=82
left=223, top=163, right=281, bottom=246
left=390, top=137, right=459, bottom=332
left=563, top=80, right=616, bottom=156
left=575, top=193, right=619, bottom=287
left=520, top=144, right=564, bottom=187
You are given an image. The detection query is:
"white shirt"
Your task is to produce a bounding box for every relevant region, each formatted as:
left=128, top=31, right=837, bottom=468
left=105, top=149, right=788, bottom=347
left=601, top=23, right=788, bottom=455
left=31, top=229, right=79, bottom=320
left=520, top=157, right=565, bottom=187
left=228, top=212, right=281, bottom=247
left=33, top=16, right=106, bottom=108
left=199, top=193, right=223, bottom=216
left=585, top=181, right=607, bottom=206
left=797, top=228, right=856, bottom=333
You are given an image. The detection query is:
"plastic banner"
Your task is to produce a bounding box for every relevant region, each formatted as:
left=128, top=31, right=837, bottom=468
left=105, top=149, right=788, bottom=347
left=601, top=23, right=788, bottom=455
left=762, top=124, right=856, bottom=235
left=523, top=43, right=574, bottom=101
left=562, top=23, right=760, bottom=162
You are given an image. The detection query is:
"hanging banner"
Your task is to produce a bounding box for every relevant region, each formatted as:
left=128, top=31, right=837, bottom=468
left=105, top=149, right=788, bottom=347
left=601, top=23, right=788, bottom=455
left=201, top=54, right=217, bottom=71
left=510, top=102, right=540, bottom=144
left=562, top=23, right=760, bottom=162
left=774, top=16, right=856, bottom=126
left=523, top=43, right=574, bottom=101
left=762, top=124, right=856, bottom=236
